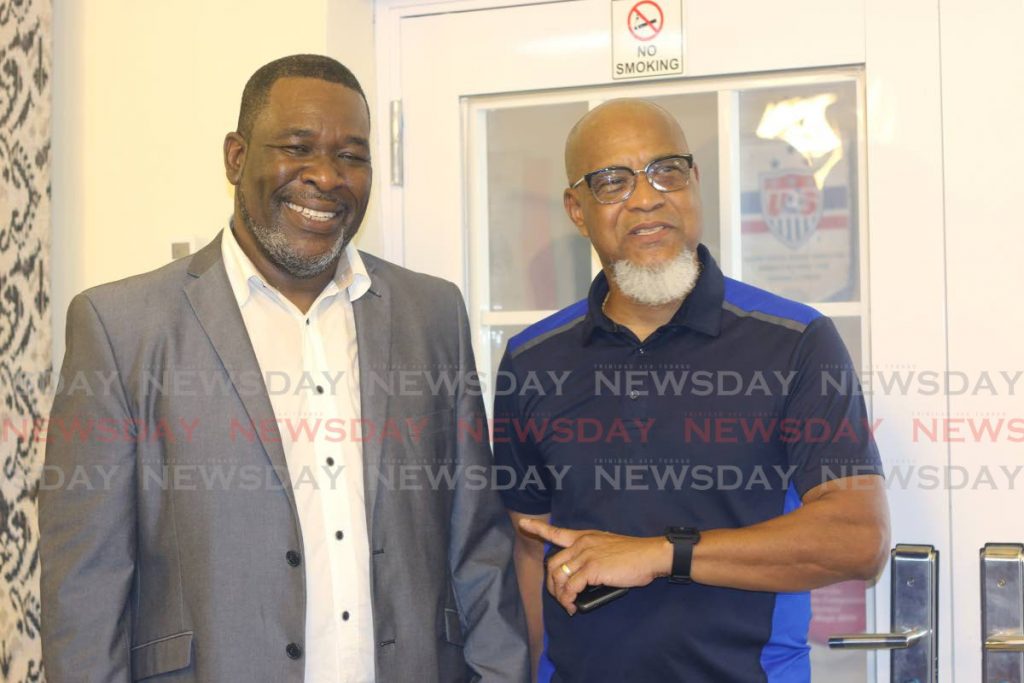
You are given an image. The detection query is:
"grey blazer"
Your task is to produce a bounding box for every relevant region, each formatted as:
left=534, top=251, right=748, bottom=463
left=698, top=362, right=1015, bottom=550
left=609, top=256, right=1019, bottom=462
left=39, top=235, right=529, bottom=683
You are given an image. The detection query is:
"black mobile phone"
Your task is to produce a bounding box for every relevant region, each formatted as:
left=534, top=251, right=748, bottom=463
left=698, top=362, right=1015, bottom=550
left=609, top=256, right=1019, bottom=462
left=573, top=584, right=629, bottom=613
left=545, top=545, right=629, bottom=613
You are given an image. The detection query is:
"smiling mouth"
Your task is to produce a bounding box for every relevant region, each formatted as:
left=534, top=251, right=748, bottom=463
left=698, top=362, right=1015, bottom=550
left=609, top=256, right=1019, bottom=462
left=284, top=201, right=340, bottom=223
left=630, top=224, right=668, bottom=236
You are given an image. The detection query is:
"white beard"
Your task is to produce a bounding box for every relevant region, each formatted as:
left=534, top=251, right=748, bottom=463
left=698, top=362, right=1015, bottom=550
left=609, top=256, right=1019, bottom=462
left=610, top=248, right=700, bottom=306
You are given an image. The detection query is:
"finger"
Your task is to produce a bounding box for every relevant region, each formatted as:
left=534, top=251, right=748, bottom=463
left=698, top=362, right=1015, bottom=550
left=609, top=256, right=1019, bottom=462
left=558, top=569, right=587, bottom=615
left=544, top=562, right=576, bottom=614
left=556, top=580, right=577, bottom=614
left=546, top=551, right=576, bottom=595
left=546, top=546, right=575, bottom=574
left=551, top=558, right=579, bottom=594
left=520, top=518, right=581, bottom=547
left=545, top=559, right=557, bottom=597
left=565, top=570, right=590, bottom=597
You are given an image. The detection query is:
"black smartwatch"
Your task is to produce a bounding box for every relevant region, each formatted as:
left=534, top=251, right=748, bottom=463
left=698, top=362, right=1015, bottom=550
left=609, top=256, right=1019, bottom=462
left=665, top=526, right=701, bottom=584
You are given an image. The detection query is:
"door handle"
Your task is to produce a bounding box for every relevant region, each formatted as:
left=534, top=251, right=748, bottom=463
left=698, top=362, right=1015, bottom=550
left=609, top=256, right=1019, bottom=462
left=828, top=544, right=938, bottom=683
left=828, top=628, right=927, bottom=650
left=986, top=634, right=1024, bottom=652
left=981, top=543, right=1024, bottom=681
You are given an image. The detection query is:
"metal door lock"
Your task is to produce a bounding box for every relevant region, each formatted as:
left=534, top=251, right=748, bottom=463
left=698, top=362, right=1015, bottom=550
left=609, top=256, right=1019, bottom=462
left=982, top=544, right=1024, bottom=682
left=829, top=544, right=938, bottom=683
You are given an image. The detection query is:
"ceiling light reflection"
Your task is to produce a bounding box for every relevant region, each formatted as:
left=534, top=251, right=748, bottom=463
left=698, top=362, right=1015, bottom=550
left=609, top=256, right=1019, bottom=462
left=756, top=93, right=843, bottom=188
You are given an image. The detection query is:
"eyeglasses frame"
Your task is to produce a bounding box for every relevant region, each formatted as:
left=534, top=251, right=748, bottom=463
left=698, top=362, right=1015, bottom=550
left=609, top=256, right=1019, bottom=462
left=569, top=153, right=696, bottom=204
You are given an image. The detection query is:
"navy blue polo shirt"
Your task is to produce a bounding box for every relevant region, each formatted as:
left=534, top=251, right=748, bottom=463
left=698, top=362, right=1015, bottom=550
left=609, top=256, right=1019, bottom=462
left=492, top=245, right=882, bottom=683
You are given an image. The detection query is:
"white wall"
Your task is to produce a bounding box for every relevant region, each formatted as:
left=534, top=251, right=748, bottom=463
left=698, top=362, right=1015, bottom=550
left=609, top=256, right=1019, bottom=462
left=51, top=0, right=378, bottom=365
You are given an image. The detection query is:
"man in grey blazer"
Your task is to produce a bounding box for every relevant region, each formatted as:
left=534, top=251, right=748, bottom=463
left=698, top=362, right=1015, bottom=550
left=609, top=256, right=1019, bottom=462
left=39, top=54, right=529, bottom=682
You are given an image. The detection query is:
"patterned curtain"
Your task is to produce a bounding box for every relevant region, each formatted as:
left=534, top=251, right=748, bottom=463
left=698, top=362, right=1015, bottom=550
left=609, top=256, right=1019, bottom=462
left=0, top=0, right=51, bottom=679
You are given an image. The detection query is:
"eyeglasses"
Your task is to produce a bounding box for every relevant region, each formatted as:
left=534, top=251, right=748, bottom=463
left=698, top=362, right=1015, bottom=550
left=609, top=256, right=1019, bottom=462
left=570, top=154, right=695, bottom=204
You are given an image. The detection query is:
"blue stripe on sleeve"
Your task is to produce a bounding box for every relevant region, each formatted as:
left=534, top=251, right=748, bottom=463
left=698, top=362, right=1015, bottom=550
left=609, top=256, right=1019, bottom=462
left=724, top=278, right=821, bottom=327
left=507, top=299, right=589, bottom=355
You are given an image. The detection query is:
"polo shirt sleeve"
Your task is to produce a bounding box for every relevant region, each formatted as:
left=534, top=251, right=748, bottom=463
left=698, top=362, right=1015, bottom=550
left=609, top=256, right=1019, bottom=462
left=783, top=315, right=884, bottom=497
left=491, top=349, right=553, bottom=515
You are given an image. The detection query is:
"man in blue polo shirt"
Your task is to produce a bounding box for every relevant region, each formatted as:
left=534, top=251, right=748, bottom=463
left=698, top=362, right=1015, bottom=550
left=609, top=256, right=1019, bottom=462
left=492, top=99, right=889, bottom=682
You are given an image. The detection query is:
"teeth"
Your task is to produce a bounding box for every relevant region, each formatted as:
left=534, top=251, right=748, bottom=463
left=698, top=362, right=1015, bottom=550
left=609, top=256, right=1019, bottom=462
left=285, top=202, right=337, bottom=222
left=634, top=226, right=664, bottom=235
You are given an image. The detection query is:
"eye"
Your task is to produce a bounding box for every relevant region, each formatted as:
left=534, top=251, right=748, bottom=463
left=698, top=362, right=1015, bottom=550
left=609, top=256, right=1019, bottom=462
left=280, top=145, right=310, bottom=155
left=338, top=151, right=370, bottom=165
left=649, top=160, right=690, bottom=186
left=591, top=172, right=629, bottom=192
left=652, top=164, right=683, bottom=178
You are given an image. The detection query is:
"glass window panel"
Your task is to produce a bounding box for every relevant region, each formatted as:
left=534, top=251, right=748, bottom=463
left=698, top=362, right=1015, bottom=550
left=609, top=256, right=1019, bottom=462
left=482, top=323, right=531, bottom=419
left=647, top=93, right=721, bottom=262
left=487, top=103, right=592, bottom=311
left=831, top=316, right=863, bottom=373
left=486, top=324, right=529, bottom=393
left=738, top=81, right=860, bottom=302
left=809, top=580, right=868, bottom=682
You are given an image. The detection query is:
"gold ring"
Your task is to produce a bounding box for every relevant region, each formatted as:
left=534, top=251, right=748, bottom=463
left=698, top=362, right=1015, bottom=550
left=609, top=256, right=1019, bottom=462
left=560, top=563, right=573, bottom=577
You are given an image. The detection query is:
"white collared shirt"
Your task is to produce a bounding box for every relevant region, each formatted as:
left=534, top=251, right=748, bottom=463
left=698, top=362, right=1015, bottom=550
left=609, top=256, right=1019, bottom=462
left=222, top=227, right=376, bottom=683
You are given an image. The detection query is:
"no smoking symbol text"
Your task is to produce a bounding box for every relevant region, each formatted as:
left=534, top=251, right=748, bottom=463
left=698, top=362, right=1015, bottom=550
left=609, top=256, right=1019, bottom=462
left=628, top=0, right=663, bottom=41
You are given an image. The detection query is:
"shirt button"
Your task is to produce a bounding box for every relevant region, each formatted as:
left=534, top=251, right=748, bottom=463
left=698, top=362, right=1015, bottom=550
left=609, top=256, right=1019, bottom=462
left=285, top=550, right=301, bottom=567
left=316, top=385, right=325, bottom=394
left=305, top=319, right=310, bottom=326
left=336, top=530, right=344, bottom=540
left=326, top=457, right=335, bottom=466
left=638, top=347, right=646, bottom=355
left=342, top=611, right=351, bottom=621
left=629, top=390, right=640, bottom=400
left=286, top=642, right=303, bottom=659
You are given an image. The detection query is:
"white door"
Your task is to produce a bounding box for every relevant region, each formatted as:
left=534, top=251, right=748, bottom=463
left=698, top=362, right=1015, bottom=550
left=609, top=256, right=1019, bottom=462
left=373, top=0, right=1020, bottom=680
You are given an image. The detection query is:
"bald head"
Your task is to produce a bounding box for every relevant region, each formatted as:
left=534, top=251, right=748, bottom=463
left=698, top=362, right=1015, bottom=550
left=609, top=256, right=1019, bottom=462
left=560, top=97, right=703, bottom=277
left=564, top=99, right=690, bottom=184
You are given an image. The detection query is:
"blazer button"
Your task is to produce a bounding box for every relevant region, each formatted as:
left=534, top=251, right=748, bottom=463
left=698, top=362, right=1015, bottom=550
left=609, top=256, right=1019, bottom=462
left=286, top=642, right=303, bottom=659
left=286, top=550, right=301, bottom=567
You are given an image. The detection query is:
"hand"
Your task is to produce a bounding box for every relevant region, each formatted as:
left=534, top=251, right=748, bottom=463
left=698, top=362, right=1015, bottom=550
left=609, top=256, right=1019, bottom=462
left=518, top=518, right=673, bottom=616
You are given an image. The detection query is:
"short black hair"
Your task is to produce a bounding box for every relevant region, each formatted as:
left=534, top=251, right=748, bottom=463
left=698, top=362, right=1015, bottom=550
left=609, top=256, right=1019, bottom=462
left=236, top=54, right=368, bottom=138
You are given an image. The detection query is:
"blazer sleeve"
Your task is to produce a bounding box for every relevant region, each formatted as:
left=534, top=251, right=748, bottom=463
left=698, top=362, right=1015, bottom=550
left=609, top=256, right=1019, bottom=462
left=445, top=283, right=530, bottom=683
left=39, top=293, right=136, bottom=682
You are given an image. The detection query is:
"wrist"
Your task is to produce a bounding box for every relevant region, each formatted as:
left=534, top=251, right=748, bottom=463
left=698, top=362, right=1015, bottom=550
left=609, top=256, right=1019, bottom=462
left=653, top=537, right=674, bottom=578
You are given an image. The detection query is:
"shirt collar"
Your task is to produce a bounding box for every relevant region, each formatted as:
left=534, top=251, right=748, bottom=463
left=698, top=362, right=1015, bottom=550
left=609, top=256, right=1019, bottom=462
left=221, top=222, right=372, bottom=308
left=581, top=243, right=724, bottom=343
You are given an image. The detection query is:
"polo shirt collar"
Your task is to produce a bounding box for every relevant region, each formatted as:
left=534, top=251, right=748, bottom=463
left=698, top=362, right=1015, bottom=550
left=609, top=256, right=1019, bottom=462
left=581, top=243, right=724, bottom=343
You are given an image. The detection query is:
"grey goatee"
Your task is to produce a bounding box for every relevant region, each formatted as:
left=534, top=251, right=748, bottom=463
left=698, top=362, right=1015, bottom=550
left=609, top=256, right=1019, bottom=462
left=610, top=247, right=700, bottom=306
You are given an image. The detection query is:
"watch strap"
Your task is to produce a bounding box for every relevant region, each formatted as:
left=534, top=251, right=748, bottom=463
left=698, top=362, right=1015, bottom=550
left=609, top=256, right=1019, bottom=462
left=665, top=526, right=700, bottom=584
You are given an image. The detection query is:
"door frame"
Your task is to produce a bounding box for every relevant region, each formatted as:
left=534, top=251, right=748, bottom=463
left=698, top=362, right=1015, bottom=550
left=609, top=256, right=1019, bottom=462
left=372, top=2, right=953, bottom=680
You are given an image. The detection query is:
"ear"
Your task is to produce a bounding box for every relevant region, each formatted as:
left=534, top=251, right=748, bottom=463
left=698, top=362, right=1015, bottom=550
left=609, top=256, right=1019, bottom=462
left=563, top=187, right=590, bottom=238
left=223, top=132, right=247, bottom=186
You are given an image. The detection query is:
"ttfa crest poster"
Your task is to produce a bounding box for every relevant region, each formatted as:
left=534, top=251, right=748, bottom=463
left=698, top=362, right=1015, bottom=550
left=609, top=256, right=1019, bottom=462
left=739, top=83, right=859, bottom=303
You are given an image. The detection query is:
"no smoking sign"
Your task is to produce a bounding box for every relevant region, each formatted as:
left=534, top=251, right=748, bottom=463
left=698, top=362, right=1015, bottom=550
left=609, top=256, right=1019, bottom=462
left=612, top=0, right=683, bottom=79
left=628, top=1, right=663, bottom=41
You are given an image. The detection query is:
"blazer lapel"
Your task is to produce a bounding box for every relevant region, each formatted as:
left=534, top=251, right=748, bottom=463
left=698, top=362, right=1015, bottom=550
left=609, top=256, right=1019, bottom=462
left=353, top=256, right=391, bottom=544
left=183, top=233, right=297, bottom=512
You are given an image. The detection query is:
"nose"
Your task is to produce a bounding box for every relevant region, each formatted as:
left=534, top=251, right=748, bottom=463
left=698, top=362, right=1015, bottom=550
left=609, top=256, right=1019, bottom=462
left=624, top=171, right=665, bottom=210
left=300, top=153, right=345, bottom=192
